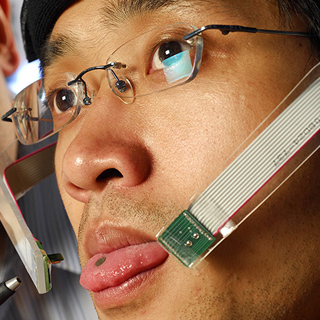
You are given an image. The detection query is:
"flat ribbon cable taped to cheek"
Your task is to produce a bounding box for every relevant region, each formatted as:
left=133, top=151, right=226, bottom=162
left=158, top=62, right=320, bottom=268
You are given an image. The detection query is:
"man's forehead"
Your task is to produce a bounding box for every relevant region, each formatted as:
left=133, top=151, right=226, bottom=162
left=22, top=0, right=276, bottom=63
left=41, top=0, right=275, bottom=73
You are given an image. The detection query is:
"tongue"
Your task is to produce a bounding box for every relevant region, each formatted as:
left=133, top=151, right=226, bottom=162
left=80, top=242, right=168, bottom=292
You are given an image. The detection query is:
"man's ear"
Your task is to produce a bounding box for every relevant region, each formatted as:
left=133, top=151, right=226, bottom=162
left=0, top=0, right=19, bottom=76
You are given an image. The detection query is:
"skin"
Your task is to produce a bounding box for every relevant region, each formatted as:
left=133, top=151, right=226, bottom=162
left=42, top=0, right=320, bottom=319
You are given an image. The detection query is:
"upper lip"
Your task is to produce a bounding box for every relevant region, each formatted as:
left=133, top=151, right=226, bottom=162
left=83, top=221, right=156, bottom=262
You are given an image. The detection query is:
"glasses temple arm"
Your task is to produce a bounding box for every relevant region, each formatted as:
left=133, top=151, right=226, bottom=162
left=184, top=25, right=312, bottom=40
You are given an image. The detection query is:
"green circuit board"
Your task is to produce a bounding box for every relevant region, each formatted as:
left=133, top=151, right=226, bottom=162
left=158, top=210, right=215, bottom=268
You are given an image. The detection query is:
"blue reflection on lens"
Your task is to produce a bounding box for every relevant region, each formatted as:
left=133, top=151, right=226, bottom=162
left=162, top=50, right=192, bottom=84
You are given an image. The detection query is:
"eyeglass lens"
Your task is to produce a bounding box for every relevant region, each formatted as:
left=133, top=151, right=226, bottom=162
left=107, top=23, right=200, bottom=101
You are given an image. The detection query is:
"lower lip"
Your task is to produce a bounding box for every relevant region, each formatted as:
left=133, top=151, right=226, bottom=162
left=92, top=259, right=167, bottom=309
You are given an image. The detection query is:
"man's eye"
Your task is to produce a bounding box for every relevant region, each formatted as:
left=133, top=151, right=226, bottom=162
left=150, top=39, right=193, bottom=84
left=151, top=40, right=189, bottom=71
left=52, top=89, right=77, bottom=114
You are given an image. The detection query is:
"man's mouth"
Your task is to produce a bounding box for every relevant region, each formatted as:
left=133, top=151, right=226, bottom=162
left=80, top=242, right=168, bottom=291
left=80, top=241, right=168, bottom=308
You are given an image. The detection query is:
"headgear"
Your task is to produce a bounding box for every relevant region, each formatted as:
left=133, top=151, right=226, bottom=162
left=21, top=0, right=77, bottom=61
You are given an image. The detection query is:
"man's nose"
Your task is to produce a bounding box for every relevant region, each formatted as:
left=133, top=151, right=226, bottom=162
left=60, top=95, right=152, bottom=203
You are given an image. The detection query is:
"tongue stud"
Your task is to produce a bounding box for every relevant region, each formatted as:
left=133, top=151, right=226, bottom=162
left=95, top=256, right=106, bottom=267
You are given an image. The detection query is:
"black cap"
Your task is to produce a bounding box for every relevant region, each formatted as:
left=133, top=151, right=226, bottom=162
left=21, top=0, right=77, bottom=62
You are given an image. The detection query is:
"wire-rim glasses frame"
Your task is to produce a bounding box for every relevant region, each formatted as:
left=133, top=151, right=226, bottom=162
left=1, top=23, right=312, bottom=145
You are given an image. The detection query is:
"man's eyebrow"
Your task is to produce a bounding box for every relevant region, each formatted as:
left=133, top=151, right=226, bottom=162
left=39, top=33, right=77, bottom=76
left=100, top=0, right=213, bottom=26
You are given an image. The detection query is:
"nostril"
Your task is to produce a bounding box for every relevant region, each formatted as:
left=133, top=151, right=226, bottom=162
left=96, top=168, right=123, bottom=182
left=62, top=141, right=152, bottom=202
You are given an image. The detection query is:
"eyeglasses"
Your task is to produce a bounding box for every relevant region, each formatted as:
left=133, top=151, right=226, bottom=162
left=2, top=23, right=311, bottom=145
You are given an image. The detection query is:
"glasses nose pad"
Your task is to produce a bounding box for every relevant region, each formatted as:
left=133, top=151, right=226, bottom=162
left=107, top=71, right=135, bottom=104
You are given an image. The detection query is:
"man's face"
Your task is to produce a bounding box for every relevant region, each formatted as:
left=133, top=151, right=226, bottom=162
left=44, top=0, right=320, bottom=319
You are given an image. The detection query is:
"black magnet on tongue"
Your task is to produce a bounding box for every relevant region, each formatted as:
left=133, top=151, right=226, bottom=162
left=95, top=256, right=106, bottom=267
